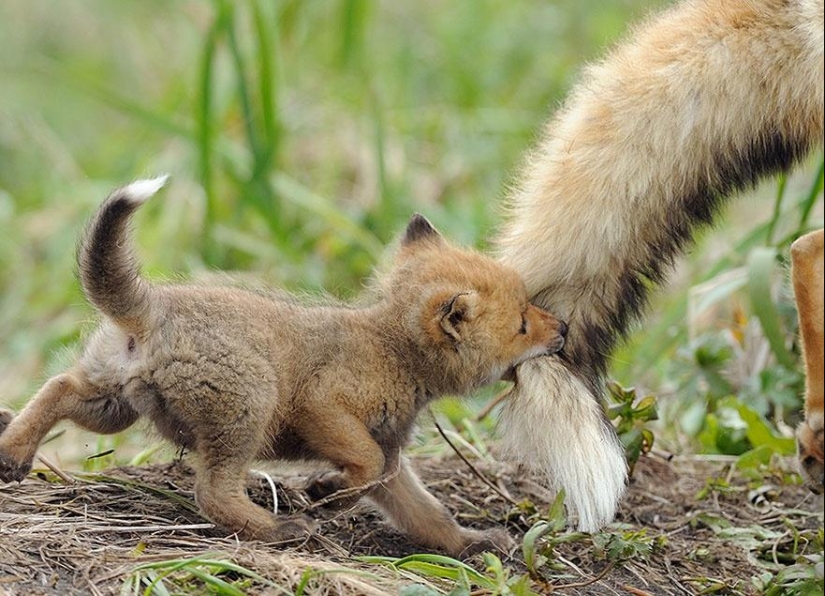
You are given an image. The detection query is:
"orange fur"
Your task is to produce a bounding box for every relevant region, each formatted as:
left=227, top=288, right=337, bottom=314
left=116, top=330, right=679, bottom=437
left=791, top=229, right=824, bottom=492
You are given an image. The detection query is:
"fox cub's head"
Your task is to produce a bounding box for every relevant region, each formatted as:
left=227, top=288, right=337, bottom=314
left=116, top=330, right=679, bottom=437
left=386, top=214, right=567, bottom=392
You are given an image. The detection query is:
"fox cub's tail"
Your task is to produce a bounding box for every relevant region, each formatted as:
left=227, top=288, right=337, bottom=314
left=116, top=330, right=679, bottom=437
left=77, top=176, right=168, bottom=336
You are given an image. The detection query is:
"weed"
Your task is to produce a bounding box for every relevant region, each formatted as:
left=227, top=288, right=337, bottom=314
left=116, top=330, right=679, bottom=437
left=606, top=382, right=659, bottom=469
left=123, top=555, right=286, bottom=596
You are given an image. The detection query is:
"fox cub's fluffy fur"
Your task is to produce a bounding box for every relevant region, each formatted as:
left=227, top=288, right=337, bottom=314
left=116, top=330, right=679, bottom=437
left=0, top=178, right=567, bottom=556
left=496, top=0, right=824, bottom=530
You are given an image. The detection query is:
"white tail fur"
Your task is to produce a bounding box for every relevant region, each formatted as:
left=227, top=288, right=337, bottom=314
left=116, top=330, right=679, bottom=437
left=500, top=358, right=627, bottom=531
left=122, top=175, right=169, bottom=203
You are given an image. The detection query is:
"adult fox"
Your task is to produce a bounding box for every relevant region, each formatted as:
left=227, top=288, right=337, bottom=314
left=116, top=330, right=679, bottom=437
left=495, top=0, right=824, bottom=531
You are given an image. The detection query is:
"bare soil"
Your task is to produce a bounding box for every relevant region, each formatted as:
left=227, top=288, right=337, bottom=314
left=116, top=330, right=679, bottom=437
left=0, top=451, right=822, bottom=595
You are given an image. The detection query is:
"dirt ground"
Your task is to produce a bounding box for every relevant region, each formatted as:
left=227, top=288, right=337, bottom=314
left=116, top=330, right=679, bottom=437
left=0, top=451, right=822, bottom=595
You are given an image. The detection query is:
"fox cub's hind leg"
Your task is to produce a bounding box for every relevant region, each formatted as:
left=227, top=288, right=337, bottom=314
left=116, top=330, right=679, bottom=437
left=0, top=370, right=139, bottom=482
left=193, top=451, right=314, bottom=543
left=187, top=383, right=314, bottom=543
left=791, top=229, right=824, bottom=493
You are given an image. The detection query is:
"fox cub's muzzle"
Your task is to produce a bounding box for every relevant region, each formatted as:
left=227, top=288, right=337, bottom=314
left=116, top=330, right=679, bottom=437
left=525, top=303, right=567, bottom=356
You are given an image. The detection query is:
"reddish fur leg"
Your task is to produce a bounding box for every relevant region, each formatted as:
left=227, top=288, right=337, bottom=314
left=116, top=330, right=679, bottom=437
left=791, top=229, right=824, bottom=493
left=368, top=456, right=513, bottom=557
left=298, top=407, right=386, bottom=507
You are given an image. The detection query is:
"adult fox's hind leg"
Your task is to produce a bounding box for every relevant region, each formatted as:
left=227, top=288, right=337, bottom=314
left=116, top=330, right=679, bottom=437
left=0, top=369, right=138, bottom=482
left=791, top=229, right=824, bottom=493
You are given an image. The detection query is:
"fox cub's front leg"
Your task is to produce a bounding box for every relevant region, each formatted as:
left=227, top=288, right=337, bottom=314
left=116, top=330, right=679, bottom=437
left=296, top=406, right=512, bottom=556
left=298, top=408, right=386, bottom=506
left=791, top=229, right=825, bottom=493
left=369, top=456, right=513, bottom=557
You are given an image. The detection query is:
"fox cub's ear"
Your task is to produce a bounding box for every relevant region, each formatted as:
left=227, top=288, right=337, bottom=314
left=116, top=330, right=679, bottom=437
left=402, top=213, right=443, bottom=246
left=439, top=291, right=478, bottom=343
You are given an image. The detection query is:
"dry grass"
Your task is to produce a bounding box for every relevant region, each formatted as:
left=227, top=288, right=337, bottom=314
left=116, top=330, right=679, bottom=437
left=1, top=449, right=822, bottom=595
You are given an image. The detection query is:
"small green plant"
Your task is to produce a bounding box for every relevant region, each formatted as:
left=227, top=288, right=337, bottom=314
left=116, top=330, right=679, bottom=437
left=123, top=555, right=284, bottom=596
left=521, top=492, right=586, bottom=576
left=591, top=529, right=664, bottom=561
left=606, top=382, right=658, bottom=469
left=362, top=552, right=539, bottom=596
left=755, top=562, right=825, bottom=596
left=695, top=476, right=737, bottom=501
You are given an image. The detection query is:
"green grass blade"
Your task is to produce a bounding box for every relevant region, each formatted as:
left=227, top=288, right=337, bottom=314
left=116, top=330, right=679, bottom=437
left=224, top=2, right=264, bottom=167
left=746, top=246, right=795, bottom=369
left=359, top=554, right=495, bottom=590
left=796, top=158, right=824, bottom=233
left=270, top=172, right=384, bottom=259
left=131, top=556, right=290, bottom=595
left=184, top=567, right=246, bottom=596
left=197, top=1, right=229, bottom=254
left=28, top=59, right=193, bottom=139
left=251, top=0, right=280, bottom=169
left=522, top=521, right=550, bottom=576
left=340, top=0, right=369, bottom=67
left=765, top=173, right=787, bottom=246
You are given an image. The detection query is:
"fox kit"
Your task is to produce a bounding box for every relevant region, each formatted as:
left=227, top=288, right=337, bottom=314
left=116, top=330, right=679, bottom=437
left=792, top=229, right=824, bottom=493
left=0, top=178, right=567, bottom=556
left=494, top=0, right=824, bottom=530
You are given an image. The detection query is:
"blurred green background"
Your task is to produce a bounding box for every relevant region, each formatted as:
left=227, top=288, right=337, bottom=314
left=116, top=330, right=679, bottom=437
left=1, top=0, right=822, bottom=468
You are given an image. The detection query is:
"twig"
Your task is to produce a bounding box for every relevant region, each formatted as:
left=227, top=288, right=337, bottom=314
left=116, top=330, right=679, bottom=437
left=663, top=556, right=692, bottom=596
left=36, top=454, right=75, bottom=484
left=250, top=469, right=279, bottom=514
left=475, top=385, right=513, bottom=421
left=307, top=458, right=402, bottom=509
left=771, top=530, right=789, bottom=566
left=649, top=448, right=674, bottom=462
left=79, top=523, right=215, bottom=533
left=556, top=553, right=586, bottom=577
left=549, top=561, right=616, bottom=591
left=432, top=418, right=518, bottom=506
left=622, top=585, right=655, bottom=596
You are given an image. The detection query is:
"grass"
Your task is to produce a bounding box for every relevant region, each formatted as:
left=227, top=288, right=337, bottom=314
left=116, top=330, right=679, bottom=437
left=1, top=0, right=669, bottom=444
left=0, top=1, right=823, bottom=594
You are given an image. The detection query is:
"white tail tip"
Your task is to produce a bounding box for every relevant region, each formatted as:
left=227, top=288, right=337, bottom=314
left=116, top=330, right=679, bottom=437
left=123, top=175, right=170, bottom=202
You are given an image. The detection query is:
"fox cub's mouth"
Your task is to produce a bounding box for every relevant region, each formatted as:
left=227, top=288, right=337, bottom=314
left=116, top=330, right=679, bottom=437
left=545, top=334, right=566, bottom=356
left=501, top=322, right=567, bottom=381
left=544, top=319, right=568, bottom=356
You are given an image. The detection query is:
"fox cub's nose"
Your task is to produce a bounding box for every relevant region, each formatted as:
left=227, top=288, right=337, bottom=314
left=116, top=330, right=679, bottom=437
left=557, top=321, right=568, bottom=338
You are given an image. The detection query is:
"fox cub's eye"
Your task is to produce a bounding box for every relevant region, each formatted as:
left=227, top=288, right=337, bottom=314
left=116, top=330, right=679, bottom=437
left=519, top=315, right=528, bottom=334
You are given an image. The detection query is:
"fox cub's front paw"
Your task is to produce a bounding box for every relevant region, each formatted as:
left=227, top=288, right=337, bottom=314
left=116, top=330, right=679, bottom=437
left=797, top=418, right=824, bottom=494
left=256, top=515, right=316, bottom=543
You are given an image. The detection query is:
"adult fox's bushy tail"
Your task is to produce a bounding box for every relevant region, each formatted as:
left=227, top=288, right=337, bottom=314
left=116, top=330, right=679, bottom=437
left=496, top=0, right=824, bottom=531
left=77, top=176, right=168, bottom=336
